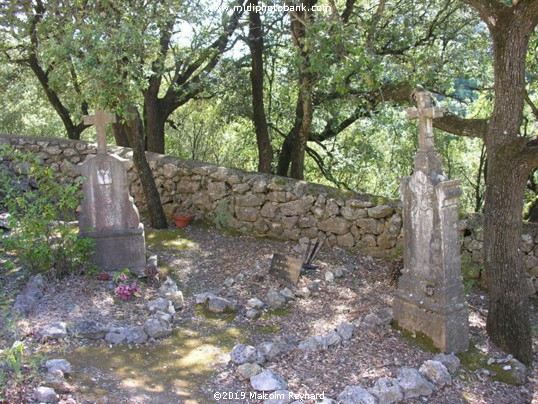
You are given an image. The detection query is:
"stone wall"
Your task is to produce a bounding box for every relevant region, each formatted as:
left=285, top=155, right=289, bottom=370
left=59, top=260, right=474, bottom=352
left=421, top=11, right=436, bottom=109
left=0, top=135, right=402, bottom=254
left=1, top=135, right=536, bottom=296
left=459, top=214, right=538, bottom=295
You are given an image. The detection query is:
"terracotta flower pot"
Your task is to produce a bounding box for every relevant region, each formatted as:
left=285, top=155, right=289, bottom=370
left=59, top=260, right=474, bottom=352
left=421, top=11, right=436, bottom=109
left=173, top=212, right=194, bottom=228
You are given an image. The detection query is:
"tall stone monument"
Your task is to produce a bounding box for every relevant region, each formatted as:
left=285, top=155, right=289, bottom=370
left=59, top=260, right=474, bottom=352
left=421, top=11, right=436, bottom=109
left=78, top=110, right=146, bottom=276
left=393, top=91, right=469, bottom=353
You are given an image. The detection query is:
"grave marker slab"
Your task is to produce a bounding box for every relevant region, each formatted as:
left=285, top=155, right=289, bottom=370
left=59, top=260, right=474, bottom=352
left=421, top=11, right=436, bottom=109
left=269, top=254, right=302, bottom=284
left=78, top=109, right=146, bottom=276
left=393, top=91, right=469, bottom=353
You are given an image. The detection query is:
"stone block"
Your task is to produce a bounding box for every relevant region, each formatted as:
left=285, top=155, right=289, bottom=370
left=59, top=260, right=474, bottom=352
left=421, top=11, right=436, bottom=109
left=337, top=233, right=355, bottom=248
left=357, top=218, right=384, bottom=235
left=236, top=194, right=264, bottom=207
left=367, top=205, right=394, bottom=219
left=377, top=233, right=396, bottom=250
left=279, top=200, right=311, bottom=216
left=318, top=217, right=350, bottom=235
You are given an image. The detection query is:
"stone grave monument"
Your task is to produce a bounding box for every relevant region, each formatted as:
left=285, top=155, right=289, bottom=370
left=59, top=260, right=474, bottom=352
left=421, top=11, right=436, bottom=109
left=393, top=91, right=469, bottom=353
left=78, top=109, right=146, bottom=276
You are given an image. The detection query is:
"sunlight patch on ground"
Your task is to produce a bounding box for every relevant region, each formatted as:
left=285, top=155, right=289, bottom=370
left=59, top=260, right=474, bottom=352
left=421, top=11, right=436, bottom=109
left=145, top=229, right=198, bottom=251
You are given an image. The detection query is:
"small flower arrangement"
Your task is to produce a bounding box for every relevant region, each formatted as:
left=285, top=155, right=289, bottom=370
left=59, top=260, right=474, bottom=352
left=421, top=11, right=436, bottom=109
left=112, top=269, right=140, bottom=300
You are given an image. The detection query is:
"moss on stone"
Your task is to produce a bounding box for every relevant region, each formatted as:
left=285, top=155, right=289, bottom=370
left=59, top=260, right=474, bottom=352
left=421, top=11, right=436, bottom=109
left=194, top=304, right=237, bottom=323
left=391, top=320, right=441, bottom=354
left=457, top=343, right=526, bottom=386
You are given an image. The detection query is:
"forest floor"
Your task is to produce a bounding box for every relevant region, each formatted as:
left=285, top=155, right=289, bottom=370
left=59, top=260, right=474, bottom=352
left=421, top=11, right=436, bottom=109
left=0, top=222, right=537, bottom=403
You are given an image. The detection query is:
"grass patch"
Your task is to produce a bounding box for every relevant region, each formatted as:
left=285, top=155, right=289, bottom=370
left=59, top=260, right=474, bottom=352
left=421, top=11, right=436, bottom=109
left=249, top=324, right=282, bottom=335
left=263, top=307, right=293, bottom=318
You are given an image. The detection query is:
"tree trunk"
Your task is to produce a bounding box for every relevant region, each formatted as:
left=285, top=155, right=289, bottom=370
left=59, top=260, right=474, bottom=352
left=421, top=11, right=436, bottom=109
left=482, top=9, right=534, bottom=365
left=286, top=1, right=314, bottom=180
left=290, top=75, right=313, bottom=180
left=144, top=96, right=166, bottom=154
left=124, top=106, right=168, bottom=229
left=112, top=119, right=131, bottom=147
left=277, top=93, right=304, bottom=177
left=483, top=151, right=532, bottom=365
left=277, top=135, right=294, bottom=177
left=249, top=0, right=273, bottom=173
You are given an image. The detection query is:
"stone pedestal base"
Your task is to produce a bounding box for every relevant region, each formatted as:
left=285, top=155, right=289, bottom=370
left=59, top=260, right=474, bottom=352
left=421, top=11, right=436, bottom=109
left=393, top=280, right=469, bottom=353
left=82, top=226, right=146, bottom=276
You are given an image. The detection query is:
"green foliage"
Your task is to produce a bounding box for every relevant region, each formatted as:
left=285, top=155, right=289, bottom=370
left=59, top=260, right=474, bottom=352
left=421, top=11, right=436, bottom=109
left=0, top=340, right=44, bottom=402
left=5, top=341, right=23, bottom=376
left=214, top=199, right=233, bottom=230
left=0, top=145, right=94, bottom=278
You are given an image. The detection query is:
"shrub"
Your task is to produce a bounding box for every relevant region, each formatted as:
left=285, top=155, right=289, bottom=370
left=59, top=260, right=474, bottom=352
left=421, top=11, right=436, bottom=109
left=0, top=144, right=94, bottom=278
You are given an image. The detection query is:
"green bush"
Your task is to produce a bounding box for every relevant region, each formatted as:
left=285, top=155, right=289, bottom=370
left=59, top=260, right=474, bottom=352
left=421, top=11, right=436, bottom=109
left=0, top=144, right=94, bottom=278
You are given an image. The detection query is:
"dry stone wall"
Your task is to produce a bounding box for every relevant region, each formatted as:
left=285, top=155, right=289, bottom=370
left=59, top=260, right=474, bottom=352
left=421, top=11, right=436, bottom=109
left=1, top=135, right=536, bottom=296
left=0, top=135, right=401, bottom=254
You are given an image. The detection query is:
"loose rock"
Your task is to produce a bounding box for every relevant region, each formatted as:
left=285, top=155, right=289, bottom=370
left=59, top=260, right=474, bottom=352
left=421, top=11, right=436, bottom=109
left=143, top=317, right=172, bottom=339
left=207, top=296, right=235, bottom=314
left=397, top=367, right=434, bottom=399
left=45, top=359, right=72, bottom=375
left=338, top=385, right=376, bottom=404
left=230, top=344, right=265, bottom=365
left=336, top=321, right=354, bottom=341
left=266, top=289, right=287, bottom=309
left=251, top=369, right=288, bottom=391
left=37, top=322, right=68, bottom=341
left=432, top=353, right=460, bottom=374
left=71, top=320, right=108, bottom=340
left=419, top=360, right=452, bottom=386
left=33, top=386, right=59, bottom=403
left=236, top=363, right=262, bottom=380
left=368, top=377, right=404, bottom=404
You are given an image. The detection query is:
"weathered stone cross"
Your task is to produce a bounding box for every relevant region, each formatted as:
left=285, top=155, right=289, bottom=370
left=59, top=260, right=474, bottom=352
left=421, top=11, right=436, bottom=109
left=406, top=91, right=444, bottom=151
left=83, top=109, right=116, bottom=155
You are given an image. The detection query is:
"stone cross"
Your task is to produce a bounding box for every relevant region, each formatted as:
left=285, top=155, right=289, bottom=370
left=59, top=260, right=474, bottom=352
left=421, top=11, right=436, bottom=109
left=406, top=91, right=444, bottom=151
left=83, top=109, right=116, bottom=155
left=394, top=90, right=469, bottom=353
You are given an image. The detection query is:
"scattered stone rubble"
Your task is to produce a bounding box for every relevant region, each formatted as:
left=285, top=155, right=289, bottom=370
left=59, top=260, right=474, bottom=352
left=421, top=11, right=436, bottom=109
left=33, top=358, right=75, bottom=403
left=22, top=276, right=184, bottom=346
